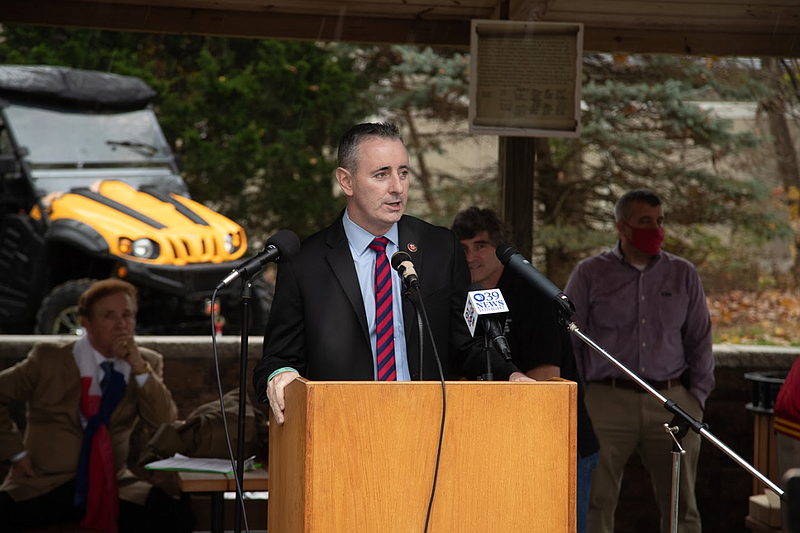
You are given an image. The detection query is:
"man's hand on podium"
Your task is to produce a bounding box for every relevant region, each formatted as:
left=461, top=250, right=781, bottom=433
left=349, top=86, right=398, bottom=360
left=267, top=370, right=299, bottom=425
left=266, top=370, right=530, bottom=425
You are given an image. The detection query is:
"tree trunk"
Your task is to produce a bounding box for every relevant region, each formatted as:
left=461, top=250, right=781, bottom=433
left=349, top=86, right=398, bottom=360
left=761, top=57, right=800, bottom=286
left=536, top=137, right=587, bottom=289
left=402, top=108, right=439, bottom=215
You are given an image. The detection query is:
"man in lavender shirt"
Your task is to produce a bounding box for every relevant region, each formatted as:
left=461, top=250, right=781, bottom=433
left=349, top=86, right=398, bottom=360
left=564, top=189, right=714, bottom=533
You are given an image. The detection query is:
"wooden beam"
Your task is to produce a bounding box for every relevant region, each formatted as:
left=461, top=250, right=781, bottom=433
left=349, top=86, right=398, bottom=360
left=507, top=0, right=559, bottom=22
left=1, top=1, right=797, bottom=56
left=84, top=0, right=497, bottom=17
left=546, top=0, right=800, bottom=29
left=0, top=1, right=472, bottom=46
left=583, top=27, right=800, bottom=58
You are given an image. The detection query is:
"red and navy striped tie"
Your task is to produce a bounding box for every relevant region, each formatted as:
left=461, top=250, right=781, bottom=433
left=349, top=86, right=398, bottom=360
left=369, top=237, right=397, bottom=381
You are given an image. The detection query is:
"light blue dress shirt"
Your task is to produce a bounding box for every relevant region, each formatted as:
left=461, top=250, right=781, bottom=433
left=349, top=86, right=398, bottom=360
left=343, top=209, right=410, bottom=381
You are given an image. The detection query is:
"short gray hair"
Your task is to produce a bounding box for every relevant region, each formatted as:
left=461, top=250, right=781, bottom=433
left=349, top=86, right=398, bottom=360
left=337, top=122, right=403, bottom=174
left=614, top=189, right=663, bottom=222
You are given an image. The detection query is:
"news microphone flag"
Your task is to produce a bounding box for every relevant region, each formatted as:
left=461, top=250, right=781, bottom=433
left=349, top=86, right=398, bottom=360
left=463, top=288, right=510, bottom=337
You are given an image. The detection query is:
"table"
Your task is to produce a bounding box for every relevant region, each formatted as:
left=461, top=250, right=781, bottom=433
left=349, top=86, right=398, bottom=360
left=178, top=467, right=268, bottom=533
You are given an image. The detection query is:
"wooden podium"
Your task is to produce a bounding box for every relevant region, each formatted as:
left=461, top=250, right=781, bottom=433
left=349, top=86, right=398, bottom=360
left=268, top=378, right=577, bottom=533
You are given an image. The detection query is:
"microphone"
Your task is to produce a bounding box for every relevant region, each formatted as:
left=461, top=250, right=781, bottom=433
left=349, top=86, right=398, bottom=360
left=390, top=251, right=420, bottom=289
left=215, top=229, right=301, bottom=290
left=463, top=282, right=512, bottom=362
left=495, top=243, right=576, bottom=318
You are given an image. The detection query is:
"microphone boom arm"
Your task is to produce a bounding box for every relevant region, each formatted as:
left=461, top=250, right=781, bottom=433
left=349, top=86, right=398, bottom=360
left=567, top=321, right=785, bottom=501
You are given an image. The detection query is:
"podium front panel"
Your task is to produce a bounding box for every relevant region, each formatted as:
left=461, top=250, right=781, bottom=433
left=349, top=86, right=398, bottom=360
left=269, top=379, right=576, bottom=533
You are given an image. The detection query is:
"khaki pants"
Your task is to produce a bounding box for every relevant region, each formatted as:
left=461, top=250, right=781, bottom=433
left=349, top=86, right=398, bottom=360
left=585, top=382, right=703, bottom=533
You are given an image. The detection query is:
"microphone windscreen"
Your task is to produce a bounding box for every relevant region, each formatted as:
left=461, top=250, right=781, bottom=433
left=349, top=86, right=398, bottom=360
left=390, top=251, right=413, bottom=271
left=265, top=229, right=301, bottom=263
left=495, top=242, right=518, bottom=265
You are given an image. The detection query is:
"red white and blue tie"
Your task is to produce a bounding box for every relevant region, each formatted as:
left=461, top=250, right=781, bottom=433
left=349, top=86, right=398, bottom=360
left=369, top=237, right=397, bottom=381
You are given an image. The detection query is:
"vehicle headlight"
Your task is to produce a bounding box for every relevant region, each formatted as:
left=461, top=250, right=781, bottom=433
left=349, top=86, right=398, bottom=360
left=224, top=232, right=243, bottom=254
left=119, top=237, right=160, bottom=259
left=132, top=238, right=159, bottom=258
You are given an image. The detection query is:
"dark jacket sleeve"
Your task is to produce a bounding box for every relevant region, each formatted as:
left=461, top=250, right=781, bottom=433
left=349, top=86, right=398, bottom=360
left=253, top=259, right=306, bottom=402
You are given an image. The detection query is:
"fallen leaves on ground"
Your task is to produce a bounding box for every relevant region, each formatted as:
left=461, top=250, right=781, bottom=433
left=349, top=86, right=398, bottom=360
left=708, top=290, right=800, bottom=345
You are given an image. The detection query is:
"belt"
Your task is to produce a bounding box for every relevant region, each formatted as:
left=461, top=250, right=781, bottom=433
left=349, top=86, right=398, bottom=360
left=594, top=377, right=679, bottom=393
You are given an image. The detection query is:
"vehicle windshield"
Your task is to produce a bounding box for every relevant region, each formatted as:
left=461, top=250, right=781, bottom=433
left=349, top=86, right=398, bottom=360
left=4, top=103, right=174, bottom=166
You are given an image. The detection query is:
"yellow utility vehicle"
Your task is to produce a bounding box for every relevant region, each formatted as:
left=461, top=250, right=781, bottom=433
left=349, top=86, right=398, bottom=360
left=0, top=65, right=269, bottom=334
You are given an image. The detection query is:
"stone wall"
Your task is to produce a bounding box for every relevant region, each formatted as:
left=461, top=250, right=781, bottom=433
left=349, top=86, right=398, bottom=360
left=1, top=337, right=797, bottom=533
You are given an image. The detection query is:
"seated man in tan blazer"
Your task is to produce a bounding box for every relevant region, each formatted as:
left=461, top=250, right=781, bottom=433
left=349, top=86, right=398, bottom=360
left=0, top=279, right=193, bottom=533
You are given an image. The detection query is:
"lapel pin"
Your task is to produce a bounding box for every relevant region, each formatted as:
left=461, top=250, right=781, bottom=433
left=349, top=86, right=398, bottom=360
left=407, top=243, right=418, bottom=252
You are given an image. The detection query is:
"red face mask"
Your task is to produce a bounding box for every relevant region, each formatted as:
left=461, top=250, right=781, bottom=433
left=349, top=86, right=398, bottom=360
left=624, top=221, right=665, bottom=256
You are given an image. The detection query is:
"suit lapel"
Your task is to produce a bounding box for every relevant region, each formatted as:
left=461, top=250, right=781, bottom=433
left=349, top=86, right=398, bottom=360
left=62, top=342, right=81, bottom=382
left=325, top=213, right=371, bottom=345
left=60, top=343, right=83, bottom=413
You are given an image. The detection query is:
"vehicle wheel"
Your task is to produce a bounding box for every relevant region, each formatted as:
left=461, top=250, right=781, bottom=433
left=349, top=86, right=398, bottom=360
left=35, top=278, right=96, bottom=335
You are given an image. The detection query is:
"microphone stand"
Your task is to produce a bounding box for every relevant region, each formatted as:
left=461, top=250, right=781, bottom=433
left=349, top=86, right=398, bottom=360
left=566, top=319, right=785, bottom=533
left=233, top=279, right=252, bottom=533
left=401, top=287, right=425, bottom=380
left=481, top=335, right=494, bottom=381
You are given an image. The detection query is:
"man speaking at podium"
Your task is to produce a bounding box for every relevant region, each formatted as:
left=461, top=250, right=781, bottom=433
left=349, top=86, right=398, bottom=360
left=253, top=123, right=529, bottom=424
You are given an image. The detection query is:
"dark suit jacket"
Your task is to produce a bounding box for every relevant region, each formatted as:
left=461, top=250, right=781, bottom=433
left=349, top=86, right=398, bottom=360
left=253, top=212, right=517, bottom=400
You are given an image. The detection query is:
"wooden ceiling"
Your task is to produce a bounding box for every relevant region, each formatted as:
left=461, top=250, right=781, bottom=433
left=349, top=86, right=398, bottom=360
left=1, top=0, right=798, bottom=57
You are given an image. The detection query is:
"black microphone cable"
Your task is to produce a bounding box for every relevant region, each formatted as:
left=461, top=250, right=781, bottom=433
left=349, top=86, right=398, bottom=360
left=401, top=289, right=425, bottom=382
left=391, top=251, right=446, bottom=533
left=209, top=287, right=251, bottom=533
left=206, top=229, right=299, bottom=533
left=415, top=286, right=446, bottom=533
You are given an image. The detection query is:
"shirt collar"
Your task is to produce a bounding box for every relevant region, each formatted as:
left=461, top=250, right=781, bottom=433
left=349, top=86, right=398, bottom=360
left=85, top=339, right=114, bottom=368
left=612, top=240, right=662, bottom=269
left=92, top=348, right=109, bottom=368
left=84, top=336, right=131, bottom=379
left=342, top=208, right=399, bottom=256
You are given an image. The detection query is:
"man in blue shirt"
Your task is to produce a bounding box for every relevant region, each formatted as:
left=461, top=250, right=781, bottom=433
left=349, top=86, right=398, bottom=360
left=253, top=123, right=529, bottom=425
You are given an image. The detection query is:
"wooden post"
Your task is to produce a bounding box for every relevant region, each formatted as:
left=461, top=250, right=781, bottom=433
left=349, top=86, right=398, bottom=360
left=498, top=136, right=536, bottom=259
